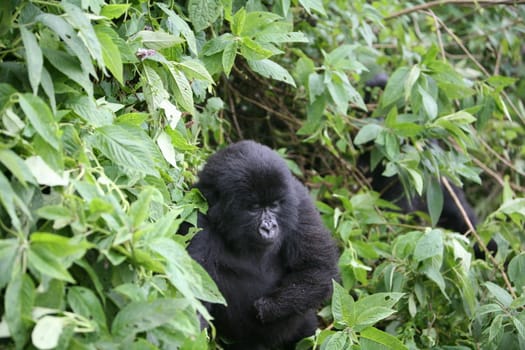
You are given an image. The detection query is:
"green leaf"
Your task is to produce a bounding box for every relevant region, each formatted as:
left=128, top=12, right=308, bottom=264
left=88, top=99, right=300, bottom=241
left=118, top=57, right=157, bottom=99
left=360, top=327, right=408, bottom=350
left=484, top=281, right=513, bottom=308
left=0, top=149, right=37, bottom=186
left=158, top=3, right=198, bottom=55
left=354, top=124, right=383, bottom=145
left=0, top=172, right=30, bottom=230
left=100, top=4, right=130, bottom=19
left=30, top=232, right=91, bottom=258
left=239, top=37, right=274, bottom=61
left=95, top=25, right=124, bottom=85
left=242, top=12, right=282, bottom=37
left=31, top=316, right=66, bottom=350
left=0, top=83, right=17, bottom=108
left=5, top=273, right=35, bottom=348
left=165, top=128, right=199, bottom=151
left=254, top=26, right=309, bottom=44
left=20, top=27, right=43, bottom=94
left=508, top=253, right=525, bottom=290
left=40, top=67, right=56, bottom=113
left=37, top=13, right=96, bottom=78
left=36, top=205, right=72, bottom=221
left=18, top=93, right=59, bottom=150
left=136, top=30, right=185, bottom=50
left=168, top=65, right=195, bottom=113
left=157, top=131, right=177, bottom=167
left=247, top=59, right=296, bottom=87
left=116, top=112, right=149, bottom=126
left=90, top=124, right=161, bottom=177
left=128, top=187, right=164, bottom=228
left=178, top=59, right=214, bottom=84
left=0, top=239, right=18, bottom=289
left=62, top=2, right=104, bottom=69
left=437, top=110, right=476, bottom=125
left=427, top=176, right=444, bottom=227
left=25, top=156, right=69, bottom=186
left=222, top=40, right=238, bottom=76
left=307, top=72, right=325, bottom=101
left=327, top=71, right=366, bottom=113
left=68, top=287, right=107, bottom=332
left=231, top=7, right=246, bottom=36
left=355, top=307, right=396, bottom=330
left=382, top=67, right=409, bottom=107
left=405, top=65, right=420, bottom=102
left=418, top=85, right=438, bottom=120
left=142, top=64, right=170, bottom=111
left=406, top=168, right=423, bottom=195
left=201, top=33, right=234, bottom=56
left=488, top=314, right=503, bottom=343
left=298, top=0, right=326, bottom=15
left=414, top=229, right=444, bottom=262
left=149, top=238, right=226, bottom=305
left=323, top=331, right=351, bottom=349
left=42, top=47, right=93, bottom=96
left=487, top=75, right=517, bottom=90
left=67, top=95, right=114, bottom=127
left=111, top=298, right=192, bottom=339
left=331, top=281, right=354, bottom=326
left=421, top=263, right=447, bottom=298
left=28, top=245, right=75, bottom=282
left=188, top=0, right=222, bottom=31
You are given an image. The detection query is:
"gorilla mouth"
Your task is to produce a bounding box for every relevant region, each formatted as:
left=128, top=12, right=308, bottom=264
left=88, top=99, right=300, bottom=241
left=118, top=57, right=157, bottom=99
left=259, top=227, right=277, bottom=240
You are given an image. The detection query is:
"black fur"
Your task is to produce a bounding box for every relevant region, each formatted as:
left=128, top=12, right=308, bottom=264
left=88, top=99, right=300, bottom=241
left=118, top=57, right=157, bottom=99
left=188, top=140, right=339, bottom=349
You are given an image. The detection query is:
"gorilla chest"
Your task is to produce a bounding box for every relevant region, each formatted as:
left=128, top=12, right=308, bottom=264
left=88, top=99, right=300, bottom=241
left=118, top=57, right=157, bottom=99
left=217, top=255, right=284, bottom=306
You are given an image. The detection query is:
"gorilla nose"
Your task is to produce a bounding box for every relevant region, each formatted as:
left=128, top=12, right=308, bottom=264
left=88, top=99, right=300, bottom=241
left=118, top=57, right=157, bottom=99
left=259, top=220, right=277, bottom=238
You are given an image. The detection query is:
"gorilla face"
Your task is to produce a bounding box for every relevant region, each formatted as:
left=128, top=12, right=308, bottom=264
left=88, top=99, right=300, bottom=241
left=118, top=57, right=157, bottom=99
left=215, top=172, right=298, bottom=251
left=196, top=140, right=299, bottom=252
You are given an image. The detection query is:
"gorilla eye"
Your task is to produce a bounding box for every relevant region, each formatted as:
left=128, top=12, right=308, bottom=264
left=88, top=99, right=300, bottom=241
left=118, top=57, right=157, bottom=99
left=269, top=200, right=281, bottom=209
left=249, top=203, right=261, bottom=211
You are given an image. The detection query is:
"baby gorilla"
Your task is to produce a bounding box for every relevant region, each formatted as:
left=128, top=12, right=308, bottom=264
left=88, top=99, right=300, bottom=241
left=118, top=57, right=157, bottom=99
left=188, top=140, right=339, bottom=350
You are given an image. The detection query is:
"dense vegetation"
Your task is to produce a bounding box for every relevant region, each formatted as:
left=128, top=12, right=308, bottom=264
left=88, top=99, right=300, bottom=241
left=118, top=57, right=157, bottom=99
left=1, top=0, right=524, bottom=349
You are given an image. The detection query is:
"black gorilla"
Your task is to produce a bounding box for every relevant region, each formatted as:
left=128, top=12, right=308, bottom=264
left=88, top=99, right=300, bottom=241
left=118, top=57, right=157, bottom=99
left=363, top=73, right=497, bottom=259
left=188, top=140, right=339, bottom=350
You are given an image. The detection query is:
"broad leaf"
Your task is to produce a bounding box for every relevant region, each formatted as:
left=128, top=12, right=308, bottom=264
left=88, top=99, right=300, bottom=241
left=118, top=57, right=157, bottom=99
left=18, top=93, right=59, bottom=150
left=100, top=4, right=130, bottom=19
left=20, top=27, right=43, bottom=94
left=95, top=25, right=124, bottom=84
left=5, top=273, right=35, bottom=348
left=188, top=0, right=222, bottom=31
left=298, top=0, right=326, bottom=15
left=427, top=176, right=444, bottom=227
left=89, top=124, right=161, bottom=177
left=414, top=229, right=444, bottom=262
left=136, top=30, right=185, bottom=50
left=247, top=59, right=296, bottom=87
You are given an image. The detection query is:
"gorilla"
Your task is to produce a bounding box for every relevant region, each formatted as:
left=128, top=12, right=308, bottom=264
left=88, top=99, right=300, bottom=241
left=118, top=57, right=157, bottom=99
left=187, top=140, right=339, bottom=350
left=363, top=73, right=497, bottom=259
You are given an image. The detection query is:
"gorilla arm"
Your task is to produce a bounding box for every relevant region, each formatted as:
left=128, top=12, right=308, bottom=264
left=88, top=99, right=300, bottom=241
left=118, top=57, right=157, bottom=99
left=254, top=187, right=339, bottom=323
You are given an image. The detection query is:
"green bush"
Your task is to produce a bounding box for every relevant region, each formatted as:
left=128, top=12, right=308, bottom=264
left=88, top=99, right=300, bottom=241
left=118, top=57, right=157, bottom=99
left=1, top=0, right=524, bottom=349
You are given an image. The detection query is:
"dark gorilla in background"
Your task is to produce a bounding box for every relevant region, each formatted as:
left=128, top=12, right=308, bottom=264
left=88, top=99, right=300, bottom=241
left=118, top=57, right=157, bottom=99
left=188, top=140, right=339, bottom=350
left=363, top=73, right=497, bottom=259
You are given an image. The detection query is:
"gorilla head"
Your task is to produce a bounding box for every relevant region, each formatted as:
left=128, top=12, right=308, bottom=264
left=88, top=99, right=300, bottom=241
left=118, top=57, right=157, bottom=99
left=196, top=140, right=299, bottom=252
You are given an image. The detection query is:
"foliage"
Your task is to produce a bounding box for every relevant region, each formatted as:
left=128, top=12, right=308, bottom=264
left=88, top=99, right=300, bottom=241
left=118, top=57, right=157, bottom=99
left=0, top=0, right=524, bottom=349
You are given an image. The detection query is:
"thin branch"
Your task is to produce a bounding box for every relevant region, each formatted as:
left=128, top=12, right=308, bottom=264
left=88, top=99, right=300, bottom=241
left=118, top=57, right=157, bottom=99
left=441, top=177, right=517, bottom=298
left=386, top=0, right=525, bottom=20
left=427, top=10, right=446, bottom=60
